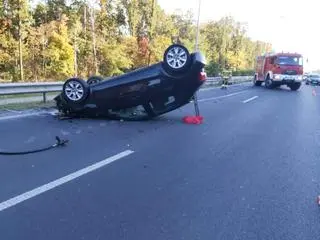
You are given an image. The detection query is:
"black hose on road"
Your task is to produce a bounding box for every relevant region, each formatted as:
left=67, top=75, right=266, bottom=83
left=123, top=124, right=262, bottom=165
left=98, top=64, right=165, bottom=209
left=0, top=136, right=69, bottom=155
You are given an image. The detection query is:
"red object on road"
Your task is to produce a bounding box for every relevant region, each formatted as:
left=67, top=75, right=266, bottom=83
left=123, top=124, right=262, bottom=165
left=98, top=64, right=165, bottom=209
left=317, top=196, right=320, bottom=205
left=182, top=115, right=204, bottom=124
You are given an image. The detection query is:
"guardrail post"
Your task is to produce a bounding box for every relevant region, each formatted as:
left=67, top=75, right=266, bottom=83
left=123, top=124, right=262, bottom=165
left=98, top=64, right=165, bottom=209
left=43, top=92, right=47, bottom=103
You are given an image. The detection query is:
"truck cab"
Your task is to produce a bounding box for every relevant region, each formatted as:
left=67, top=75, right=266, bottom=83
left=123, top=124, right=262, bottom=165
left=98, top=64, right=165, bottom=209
left=254, top=53, right=303, bottom=91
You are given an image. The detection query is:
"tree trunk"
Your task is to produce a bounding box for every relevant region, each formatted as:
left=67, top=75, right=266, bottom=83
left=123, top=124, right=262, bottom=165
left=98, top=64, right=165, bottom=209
left=147, top=0, right=156, bottom=66
left=18, top=34, right=24, bottom=81
left=84, top=5, right=88, bottom=75
left=18, top=2, right=24, bottom=81
left=90, top=8, right=98, bottom=75
left=74, top=37, right=78, bottom=76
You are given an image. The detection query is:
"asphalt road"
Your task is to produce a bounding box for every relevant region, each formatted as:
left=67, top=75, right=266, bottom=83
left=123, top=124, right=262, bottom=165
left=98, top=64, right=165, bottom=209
left=1, top=83, right=320, bottom=240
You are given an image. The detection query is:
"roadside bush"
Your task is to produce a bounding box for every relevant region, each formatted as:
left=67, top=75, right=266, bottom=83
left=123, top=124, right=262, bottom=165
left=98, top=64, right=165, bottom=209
left=232, top=69, right=254, bottom=76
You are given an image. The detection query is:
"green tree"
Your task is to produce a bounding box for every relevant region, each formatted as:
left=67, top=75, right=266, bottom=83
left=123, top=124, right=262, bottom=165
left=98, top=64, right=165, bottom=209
left=46, top=0, right=70, bottom=22
left=1, top=1, right=273, bottom=82
left=44, top=15, right=74, bottom=79
left=3, top=0, right=32, bottom=81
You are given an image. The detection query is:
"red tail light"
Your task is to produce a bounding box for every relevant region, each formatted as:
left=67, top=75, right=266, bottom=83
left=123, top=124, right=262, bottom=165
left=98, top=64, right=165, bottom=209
left=199, top=71, right=207, bottom=81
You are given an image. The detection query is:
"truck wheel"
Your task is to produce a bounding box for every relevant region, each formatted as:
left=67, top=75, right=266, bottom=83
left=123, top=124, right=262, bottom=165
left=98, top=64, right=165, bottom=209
left=163, top=44, right=191, bottom=74
left=62, top=78, right=89, bottom=104
left=265, top=77, right=274, bottom=89
left=253, top=76, right=262, bottom=86
left=289, top=82, right=301, bottom=91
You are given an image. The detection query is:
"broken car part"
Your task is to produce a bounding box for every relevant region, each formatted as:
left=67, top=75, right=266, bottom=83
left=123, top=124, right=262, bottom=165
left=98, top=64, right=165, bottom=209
left=0, top=136, right=69, bottom=155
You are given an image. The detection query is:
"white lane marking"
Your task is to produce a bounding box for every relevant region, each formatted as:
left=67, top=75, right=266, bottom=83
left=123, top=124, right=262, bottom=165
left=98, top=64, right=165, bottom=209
left=197, top=90, right=248, bottom=102
left=0, top=150, right=134, bottom=212
left=242, top=96, right=258, bottom=103
left=0, top=112, right=42, bottom=121
left=0, top=110, right=58, bottom=121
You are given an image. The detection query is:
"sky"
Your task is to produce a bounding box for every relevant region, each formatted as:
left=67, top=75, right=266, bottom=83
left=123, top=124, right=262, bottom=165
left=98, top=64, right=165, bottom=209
left=158, top=0, right=319, bottom=71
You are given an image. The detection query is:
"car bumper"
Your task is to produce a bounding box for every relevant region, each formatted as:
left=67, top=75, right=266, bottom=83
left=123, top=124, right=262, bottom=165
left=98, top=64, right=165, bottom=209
left=272, top=74, right=303, bottom=83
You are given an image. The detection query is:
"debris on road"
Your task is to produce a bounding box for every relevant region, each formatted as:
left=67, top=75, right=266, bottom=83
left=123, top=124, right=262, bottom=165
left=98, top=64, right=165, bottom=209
left=183, top=92, right=204, bottom=124
left=312, top=89, right=317, bottom=96
left=182, top=115, right=204, bottom=124
left=317, top=196, right=320, bottom=205
left=0, top=136, right=69, bottom=155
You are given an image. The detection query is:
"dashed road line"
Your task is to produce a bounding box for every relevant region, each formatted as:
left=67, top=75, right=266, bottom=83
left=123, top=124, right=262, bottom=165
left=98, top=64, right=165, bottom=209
left=242, top=96, right=258, bottom=103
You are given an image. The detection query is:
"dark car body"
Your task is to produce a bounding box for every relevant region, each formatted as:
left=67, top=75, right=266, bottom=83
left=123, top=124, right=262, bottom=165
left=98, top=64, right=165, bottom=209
left=54, top=44, right=207, bottom=120
left=306, top=74, right=320, bottom=85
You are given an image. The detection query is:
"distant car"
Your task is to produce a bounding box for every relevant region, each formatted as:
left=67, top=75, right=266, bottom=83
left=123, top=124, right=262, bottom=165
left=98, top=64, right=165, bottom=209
left=54, top=44, right=207, bottom=120
left=306, top=74, right=320, bottom=85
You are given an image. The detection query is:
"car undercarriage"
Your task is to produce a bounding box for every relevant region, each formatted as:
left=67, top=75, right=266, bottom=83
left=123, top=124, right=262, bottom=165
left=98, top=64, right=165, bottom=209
left=54, top=44, right=207, bottom=121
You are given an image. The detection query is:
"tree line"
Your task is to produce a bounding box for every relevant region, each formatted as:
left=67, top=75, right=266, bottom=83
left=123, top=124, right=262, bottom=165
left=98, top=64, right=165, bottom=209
left=0, top=0, right=273, bottom=82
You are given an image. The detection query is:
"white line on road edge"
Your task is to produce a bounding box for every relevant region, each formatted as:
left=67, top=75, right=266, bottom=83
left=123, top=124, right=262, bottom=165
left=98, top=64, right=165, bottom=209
left=0, top=110, right=58, bottom=121
left=0, top=112, right=41, bottom=121
left=242, top=96, right=258, bottom=103
left=197, top=90, right=248, bottom=102
left=0, top=150, right=134, bottom=212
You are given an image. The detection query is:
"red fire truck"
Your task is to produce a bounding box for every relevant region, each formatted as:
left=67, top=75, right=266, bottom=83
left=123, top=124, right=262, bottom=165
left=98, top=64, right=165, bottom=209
left=254, top=52, right=304, bottom=91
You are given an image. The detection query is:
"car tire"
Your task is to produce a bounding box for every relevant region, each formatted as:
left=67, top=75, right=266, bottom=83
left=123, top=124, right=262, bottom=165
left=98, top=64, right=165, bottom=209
left=87, top=75, right=103, bottom=85
left=162, top=44, right=191, bottom=74
left=289, top=82, right=301, bottom=91
left=62, top=78, right=89, bottom=104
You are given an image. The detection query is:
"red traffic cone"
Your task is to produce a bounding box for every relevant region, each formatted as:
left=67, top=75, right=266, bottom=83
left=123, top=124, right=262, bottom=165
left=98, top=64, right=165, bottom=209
left=182, top=115, right=204, bottom=125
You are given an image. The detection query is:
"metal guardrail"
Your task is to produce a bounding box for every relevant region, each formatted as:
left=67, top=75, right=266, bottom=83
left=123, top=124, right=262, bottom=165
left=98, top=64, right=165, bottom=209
left=0, top=76, right=253, bottom=105
left=205, top=76, right=253, bottom=87
left=0, top=82, right=65, bottom=103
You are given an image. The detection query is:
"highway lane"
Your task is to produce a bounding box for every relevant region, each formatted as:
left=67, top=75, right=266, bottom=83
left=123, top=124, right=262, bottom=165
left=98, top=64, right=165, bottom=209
left=0, top=84, right=253, bottom=202
left=1, top=83, right=320, bottom=239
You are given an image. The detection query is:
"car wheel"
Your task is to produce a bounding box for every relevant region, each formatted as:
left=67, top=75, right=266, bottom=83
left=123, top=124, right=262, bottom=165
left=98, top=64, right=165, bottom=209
left=289, top=82, right=301, bottom=91
left=163, top=44, right=191, bottom=74
left=87, top=75, right=103, bottom=85
left=62, top=78, right=89, bottom=104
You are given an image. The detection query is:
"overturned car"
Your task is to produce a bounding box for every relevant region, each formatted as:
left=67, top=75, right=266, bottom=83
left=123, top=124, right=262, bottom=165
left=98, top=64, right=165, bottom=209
left=54, top=44, right=207, bottom=120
